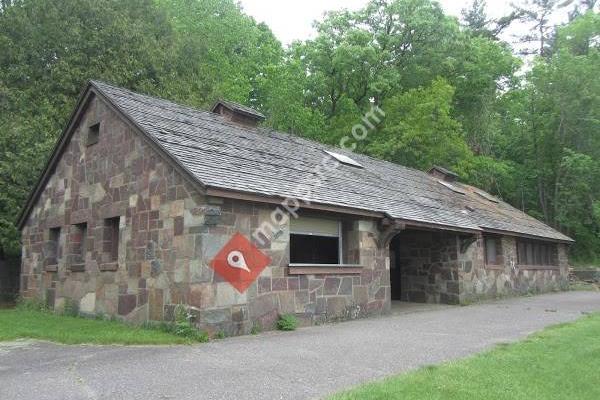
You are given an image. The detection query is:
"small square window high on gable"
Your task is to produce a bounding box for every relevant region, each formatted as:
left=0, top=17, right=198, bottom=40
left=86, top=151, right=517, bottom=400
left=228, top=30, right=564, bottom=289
left=87, top=122, right=100, bottom=146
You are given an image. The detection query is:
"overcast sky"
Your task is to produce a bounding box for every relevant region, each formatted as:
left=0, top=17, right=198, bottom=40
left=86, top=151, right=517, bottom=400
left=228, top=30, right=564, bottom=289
left=238, top=0, right=572, bottom=46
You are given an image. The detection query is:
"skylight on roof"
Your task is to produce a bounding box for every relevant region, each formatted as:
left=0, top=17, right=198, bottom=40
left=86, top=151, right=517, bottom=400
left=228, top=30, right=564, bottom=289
left=438, top=180, right=466, bottom=195
left=324, top=150, right=363, bottom=168
left=475, top=190, right=499, bottom=203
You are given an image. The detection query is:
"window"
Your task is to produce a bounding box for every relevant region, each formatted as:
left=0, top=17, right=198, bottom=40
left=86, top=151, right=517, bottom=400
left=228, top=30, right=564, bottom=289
left=103, top=217, right=120, bottom=262
left=71, top=222, right=87, bottom=265
left=289, top=216, right=341, bottom=264
left=484, top=236, right=498, bottom=265
left=517, top=239, right=557, bottom=266
left=87, top=122, right=100, bottom=146
left=45, top=227, right=61, bottom=267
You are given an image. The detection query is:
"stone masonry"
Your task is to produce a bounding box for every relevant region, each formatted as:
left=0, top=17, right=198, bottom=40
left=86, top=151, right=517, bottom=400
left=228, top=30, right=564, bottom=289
left=19, top=91, right=570, bottom=335
left=20, top=94, right=390, bottom=335
left=389, top=229, right=569, bottom=306
left=390, top=230, right=460, bottom=304
left=459, top=234, right=569, bottom=303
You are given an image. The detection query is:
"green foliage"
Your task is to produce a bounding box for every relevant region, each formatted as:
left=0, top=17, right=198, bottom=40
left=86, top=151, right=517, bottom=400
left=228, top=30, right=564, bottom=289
left=170, top=304, right=209, bottom=342
left=61, top=298, right=80, bottom=317
left=0, top=309, right=200, bottom=344
left=250, top=323, right=262, bottom=335
left=1, top=0, right=599, bottom=263
left=15, top=296, right=48, bottom=312
left=368, top=79, right=471, bottom=170
left=276, top=314, right=298, bottom=331
left=0, top=0, right=280, bottom=256
left=215, top=331, right=226, bottom=339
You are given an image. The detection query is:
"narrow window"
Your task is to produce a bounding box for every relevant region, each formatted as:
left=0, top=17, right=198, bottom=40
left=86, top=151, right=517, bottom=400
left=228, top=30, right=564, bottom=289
left=72, top=222, right=87, bottom=265
left=104, top=217, right=120, bottom=262
left=484, top=237, right=497, bottom=265
left=517, top=241, right=526, bottom=265
left=87, top=122, right=100, bottom=146
left=526, top=242, right=534, bottom=265
left=534, top=243, right=541, bottom=265
left=543, top=244, right=551, bottom=265
left=289, top=216, right=341, bottom=265
left=46, top=227, right=61, bottom=266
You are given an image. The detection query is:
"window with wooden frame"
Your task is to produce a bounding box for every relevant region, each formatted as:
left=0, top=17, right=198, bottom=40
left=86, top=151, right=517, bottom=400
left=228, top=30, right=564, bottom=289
left=484, top=235, right=502, bottom=265
left=103, top=217, right=120, bottom=263
left=516, top=240, right=557, bottom=266
left=289, top=216, right=342, bottom=265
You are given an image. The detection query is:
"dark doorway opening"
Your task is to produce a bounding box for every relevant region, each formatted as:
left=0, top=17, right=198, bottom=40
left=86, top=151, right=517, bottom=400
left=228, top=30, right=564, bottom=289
left=388, top=229, right=461, bottom=304
left=0, top=250, right=20, bottom=307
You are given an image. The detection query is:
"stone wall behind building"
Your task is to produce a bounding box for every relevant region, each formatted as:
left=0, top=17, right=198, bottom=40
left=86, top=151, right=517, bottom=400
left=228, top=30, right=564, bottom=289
left=20, top=94, right=390, bottom=336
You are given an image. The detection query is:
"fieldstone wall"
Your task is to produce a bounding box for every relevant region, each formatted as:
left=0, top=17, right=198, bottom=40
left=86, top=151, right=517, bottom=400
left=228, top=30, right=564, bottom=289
left=20, top=94, right=389, bottom=336
left=389, top=230, right=460, bottom=304
left=459, top=234, right=569, bottom=303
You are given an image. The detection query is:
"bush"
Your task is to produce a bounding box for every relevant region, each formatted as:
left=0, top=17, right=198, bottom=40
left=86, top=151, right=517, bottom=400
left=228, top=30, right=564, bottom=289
left=171, top=304, right=209, bottom=342
left=276, top=314, right=298, bottom=331
left=215, top=331, right=226, bottom=339
left=15, top=297, right=48, bottom=312
left=62, top=298, right=79, bottom=317
left=250, top=323, right=262, bottom=335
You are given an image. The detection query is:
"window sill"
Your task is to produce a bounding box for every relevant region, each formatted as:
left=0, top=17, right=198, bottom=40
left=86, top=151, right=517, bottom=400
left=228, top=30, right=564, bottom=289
left=68, top=263, right=86, bottom=272
left=99, top=262, right=118, bottom=272
left=288, top=264, right=363, bottom=275
left=44, top=264, right=58, bottom=272
left=517, top=264, right=560, bottom=270
left=485, top=263, right=505, bottom=270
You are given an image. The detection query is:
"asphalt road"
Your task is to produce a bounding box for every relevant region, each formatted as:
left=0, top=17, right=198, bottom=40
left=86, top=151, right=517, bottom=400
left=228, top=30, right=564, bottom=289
left=1, top=291, right=599, bottom=400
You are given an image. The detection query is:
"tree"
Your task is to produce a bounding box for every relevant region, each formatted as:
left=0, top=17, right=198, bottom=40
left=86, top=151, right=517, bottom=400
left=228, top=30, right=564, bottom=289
left=512, top=0, right=563, bottom=57
left=0, top=0, right=283, bottom=256
left=495, top=11, right=600, bottom=258
left=461, top=0, right=522, bottom=39
left=367, top=79, right=471, bottom=170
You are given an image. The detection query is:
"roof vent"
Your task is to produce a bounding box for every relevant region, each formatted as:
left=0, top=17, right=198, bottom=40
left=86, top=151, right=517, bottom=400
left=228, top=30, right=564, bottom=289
left=428, top=165, right=459, bottom=182
left=438, top=180, right=466, bottom=195
left=324, top=150, right=364, bottom=168
left=211, top=99, right=265, bottom=128
left=475, top=190, right=500, bottom=203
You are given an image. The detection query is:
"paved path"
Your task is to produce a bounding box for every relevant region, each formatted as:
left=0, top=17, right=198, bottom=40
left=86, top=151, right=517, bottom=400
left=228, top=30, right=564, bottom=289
left=1, top=291, right=599, bottom=400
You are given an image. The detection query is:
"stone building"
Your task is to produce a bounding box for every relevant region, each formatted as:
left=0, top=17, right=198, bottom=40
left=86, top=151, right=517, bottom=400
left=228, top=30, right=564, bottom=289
left=17, top=81, right=572, bottom=335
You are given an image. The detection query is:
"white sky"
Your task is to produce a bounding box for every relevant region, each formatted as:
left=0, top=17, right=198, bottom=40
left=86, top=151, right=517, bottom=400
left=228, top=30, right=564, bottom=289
left=238, top=0, right=573, bottom=46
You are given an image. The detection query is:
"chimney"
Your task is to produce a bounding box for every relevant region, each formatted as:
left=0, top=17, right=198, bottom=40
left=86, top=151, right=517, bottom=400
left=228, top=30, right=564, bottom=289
left=428, top=165, right=459, bottom=182
left=211, top=99, right=265, bottom=128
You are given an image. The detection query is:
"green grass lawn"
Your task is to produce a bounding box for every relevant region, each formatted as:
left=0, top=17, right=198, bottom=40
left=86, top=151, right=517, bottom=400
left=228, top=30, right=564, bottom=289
left=330, top=313, right=600, bottom=400
left=0, top=309, right=194, bottom=345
